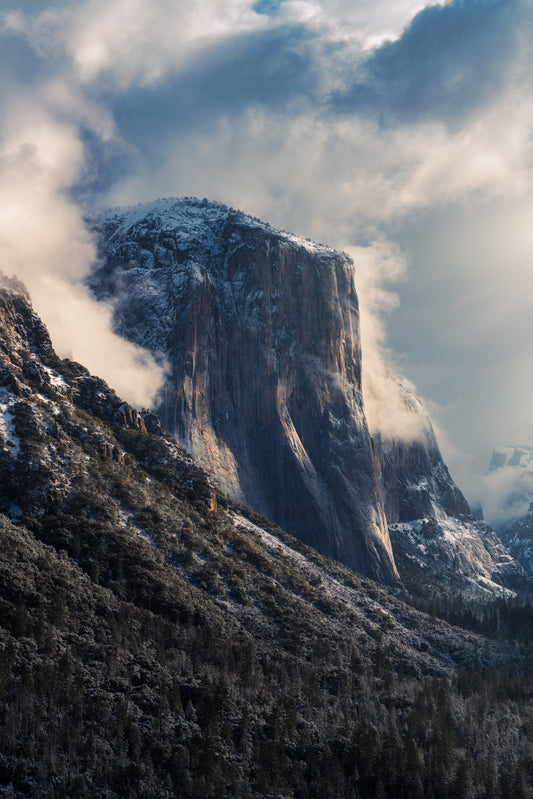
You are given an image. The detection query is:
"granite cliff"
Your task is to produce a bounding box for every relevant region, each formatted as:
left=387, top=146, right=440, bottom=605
left=90, top=198, right=398, bottom=584
left=89, top=197, right=524, bottom=595
left=499, top=499, right=533, bottom=576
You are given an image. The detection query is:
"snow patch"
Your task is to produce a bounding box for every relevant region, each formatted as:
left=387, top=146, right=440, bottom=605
left=96, top=197, right=339, bottom=264
left=116, top=503, right=153, bottom=543
left=232, top=513, right=396, bottom=629
left=389, top=517, right=519, bottom=599
left=0, top=389, right=20, bottom=457
left=37, top=394, right=62, bottom=416
left=43, top=365, right=68, bottom=391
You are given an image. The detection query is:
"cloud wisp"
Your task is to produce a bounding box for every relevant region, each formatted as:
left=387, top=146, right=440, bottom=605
left=0, top=8, right=168, bottom=407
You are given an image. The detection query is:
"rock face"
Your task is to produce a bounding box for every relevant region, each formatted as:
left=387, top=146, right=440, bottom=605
left=499, top=501, right=533, bottom=575
left=89, top=197, right=526, bottom=596
left=90, top=198, right=398, bottom=584
left=374, top=388, right=529, bottom=598
left=490, top=444, right=533, bottom=471
left=376, top=388, right=471, bottom=525
left=2, top=273, right=531, bottom=798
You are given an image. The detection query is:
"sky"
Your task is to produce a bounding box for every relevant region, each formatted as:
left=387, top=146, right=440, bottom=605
left=1, top=0, right=533, bottom=524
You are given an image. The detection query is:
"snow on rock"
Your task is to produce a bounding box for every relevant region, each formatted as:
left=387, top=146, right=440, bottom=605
left=43, top=365, right=68, bottom=392
left=232, top=513, right=421, bottom=652
left=229, top=512, right=514, bottom=674
left=0, top=389, right=20, bottom=458
left=389, top=516, right=524, bottom=599
left=500, top=499, right=533, bottom=576
left=373, top=383, right=529, bottom=598
left=489, top=445, right=533, bottom=471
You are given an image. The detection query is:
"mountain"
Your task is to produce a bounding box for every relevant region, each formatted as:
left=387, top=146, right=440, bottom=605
left=490, top=445, right=533, bottom=472
left=500, top=500, right=533, bottom=575
left=4, top=273, right=533, bottom=796
left=478, top=446, right=533, bottom=577
left=375, top=386, right=529, bottom=601
left=89, top=197, right=525, bottom=598
left=89, top=198, right=397, bottom=585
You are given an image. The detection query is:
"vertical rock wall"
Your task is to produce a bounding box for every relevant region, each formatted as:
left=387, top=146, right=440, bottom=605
left=91, top=199, right=399, bottom=584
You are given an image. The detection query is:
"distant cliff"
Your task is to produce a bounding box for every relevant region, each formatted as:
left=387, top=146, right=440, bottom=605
left=374, top=385, right=529, bottom=598
left=90, top=198, right=398, bottom=584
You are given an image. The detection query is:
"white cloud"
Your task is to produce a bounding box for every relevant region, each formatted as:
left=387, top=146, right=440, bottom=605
left=2, top=0, right=446, bottom=95
left=0, top=90, right=166, bottom=407
left=4, top=0, right=268, bottom=89
left=105, top=85, right=533, bottom=245
left=440, top=435, right=533, bottom=530
left=343, top=241, right=427, bottom=441
left=277, top=0, right=443, bottom=49
left=3, top=0, right=533, bottom=524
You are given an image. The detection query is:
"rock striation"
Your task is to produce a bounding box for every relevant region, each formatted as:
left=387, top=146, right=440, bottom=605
left=90, top=198, right=398, bottom=584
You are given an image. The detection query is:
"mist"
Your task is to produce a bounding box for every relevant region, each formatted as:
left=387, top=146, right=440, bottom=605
left=0, top=22, right=166, bottom=407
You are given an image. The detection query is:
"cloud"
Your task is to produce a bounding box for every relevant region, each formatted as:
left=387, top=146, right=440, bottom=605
left=4, top=0, right=268, bottom=89
left=260, top=0, right=442, bottom=49
left=108, top=22, right=324, bottom=149
left=331, top=0, right=526, bottom=124
left=479, top=465, right=533, bottom=530
left=73, top=0, right=532, bottom=246
left=438, top=433, right=533, bottom=531
left=386, top=187, right=533, bottom=470
left=0, top=44, right=166, bottom=406
left=344, top=240, right=428, bottom=442
left=11, top=0, right=532, bottom=233
left=102, top=89, right=533, bottom=258
left=3, top=0, right=533, bottom=523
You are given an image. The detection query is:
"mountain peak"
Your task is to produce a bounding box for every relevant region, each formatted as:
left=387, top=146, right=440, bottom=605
left=94, top=196, right=337, bottom=258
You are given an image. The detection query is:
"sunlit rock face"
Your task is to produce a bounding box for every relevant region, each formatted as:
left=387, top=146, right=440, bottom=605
left=90, top=198, right=399, bottom=585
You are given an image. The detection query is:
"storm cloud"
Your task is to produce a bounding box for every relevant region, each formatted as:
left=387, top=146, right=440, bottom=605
left=332, top=0, right=525, bottom=124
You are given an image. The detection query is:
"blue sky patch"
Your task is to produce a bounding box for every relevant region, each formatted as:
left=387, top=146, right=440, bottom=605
left=253, top=0, right=282, bottom=16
